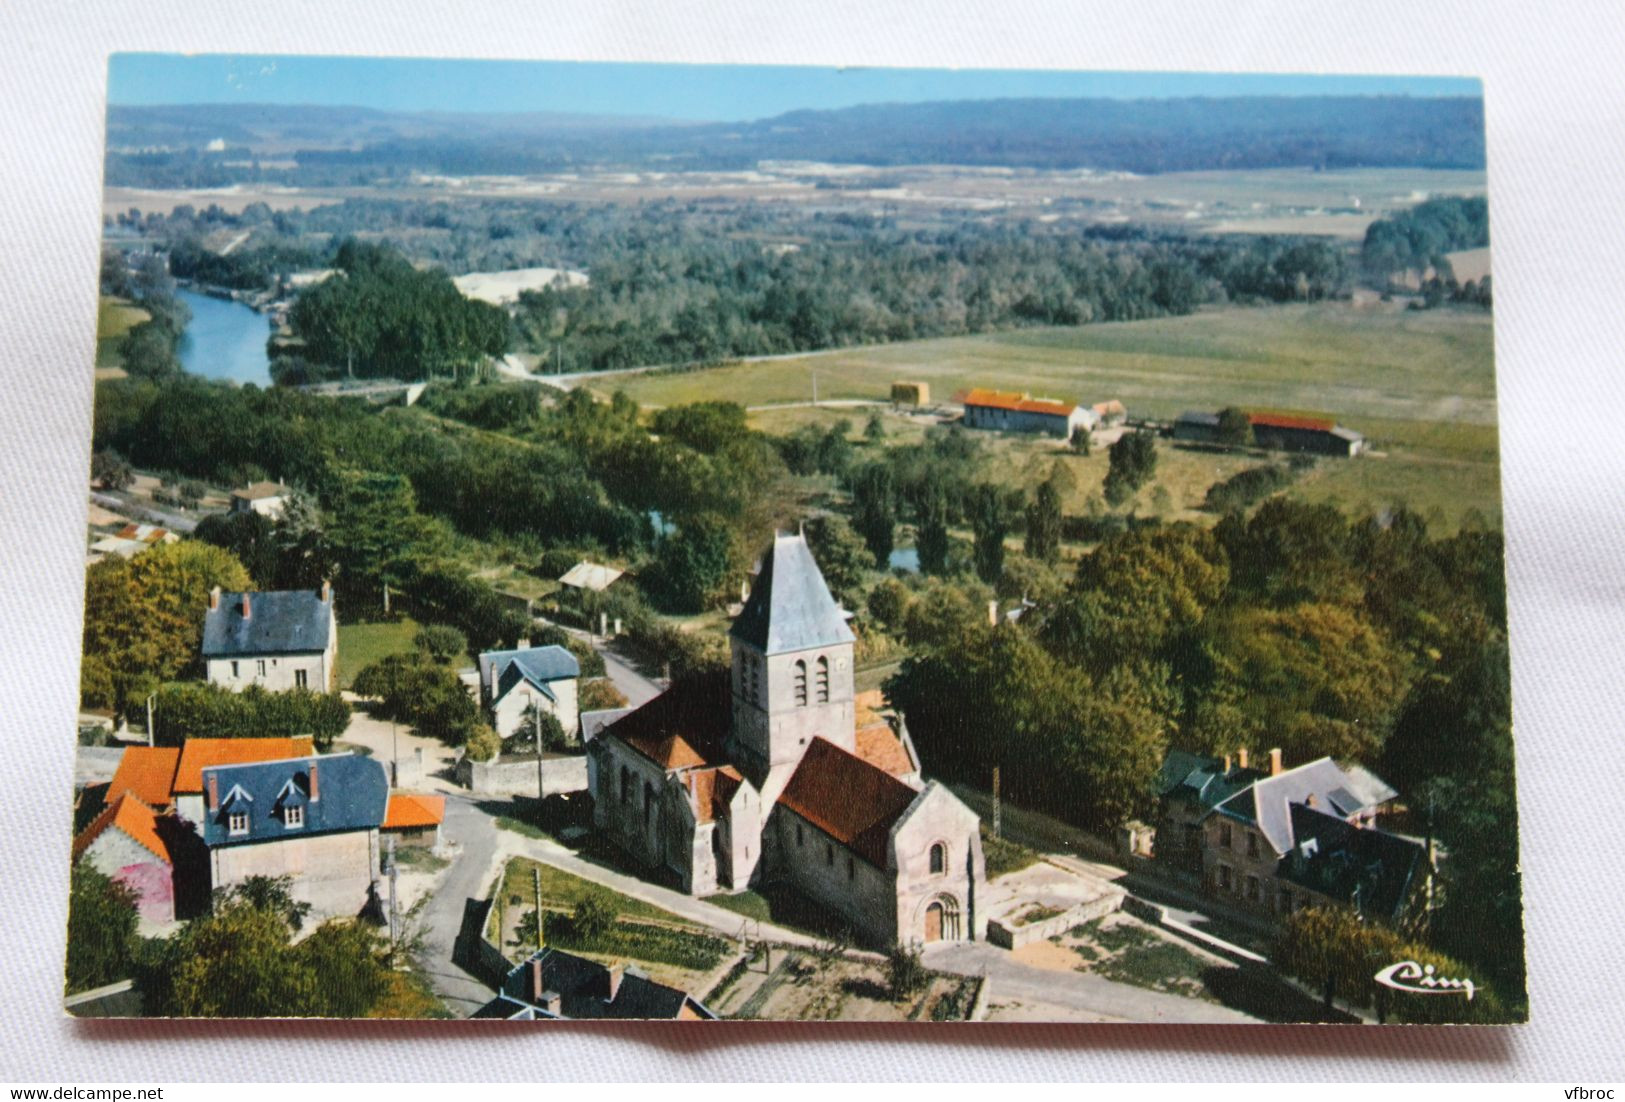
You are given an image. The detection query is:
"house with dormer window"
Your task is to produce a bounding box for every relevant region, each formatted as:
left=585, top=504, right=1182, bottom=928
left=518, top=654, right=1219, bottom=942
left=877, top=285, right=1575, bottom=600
left=202, top=583, right=337, bottom=693
left=200, top=752, right=389, bottom=918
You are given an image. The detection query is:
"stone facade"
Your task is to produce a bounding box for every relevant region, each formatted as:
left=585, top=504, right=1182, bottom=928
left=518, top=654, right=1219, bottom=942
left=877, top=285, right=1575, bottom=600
left=205, top=649, right=334, bottom=694
left=209, top=827, right=381, bottom=918
left=590, top=532, right=986, bottom=948
left=492, top=675, right=579, bottom=740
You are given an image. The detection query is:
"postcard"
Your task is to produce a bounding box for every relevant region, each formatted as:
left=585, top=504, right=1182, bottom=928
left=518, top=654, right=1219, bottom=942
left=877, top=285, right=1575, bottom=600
left=68, top=53, right=1520, bottom=1023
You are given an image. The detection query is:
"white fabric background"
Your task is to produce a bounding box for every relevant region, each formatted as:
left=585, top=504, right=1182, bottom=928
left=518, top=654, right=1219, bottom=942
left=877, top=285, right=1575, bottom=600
left=2, top=0, right=1622, bottom=1081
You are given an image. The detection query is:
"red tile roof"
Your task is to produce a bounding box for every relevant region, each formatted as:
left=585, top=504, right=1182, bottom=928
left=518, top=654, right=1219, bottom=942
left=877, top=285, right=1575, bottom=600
left=602, top=673, right=732, bottom=771
left=172, top=737, right=316, bottom=795
left=855, top=724, right=914, bottom=778
left=106, top=746, right=181, bottom=808
left=959, top=387, right=1077, bottom=418
left=778, top=738, right=921, bottom=866
left=383, top=793, right=445, bottom=830
left=1249, top=411, right=1336, bottom=432
left=686, top=766, right=744, bottom=825
left=73, top=793, right=172, bottom=864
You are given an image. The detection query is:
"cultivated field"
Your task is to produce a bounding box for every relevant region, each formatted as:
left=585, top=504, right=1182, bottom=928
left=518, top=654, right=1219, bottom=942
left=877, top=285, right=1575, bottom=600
left=714, top=301, right=1502, bottom=530
left=95, top=295, right=147, bottom=374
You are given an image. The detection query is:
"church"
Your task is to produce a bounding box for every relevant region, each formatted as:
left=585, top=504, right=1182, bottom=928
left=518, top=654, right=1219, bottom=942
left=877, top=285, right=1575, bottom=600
left=588, top=530, right=987, bottom=948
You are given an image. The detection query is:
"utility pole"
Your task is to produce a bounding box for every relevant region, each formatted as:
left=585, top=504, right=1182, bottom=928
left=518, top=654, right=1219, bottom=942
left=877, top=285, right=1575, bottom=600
left=533, top=866, right=544, bottom=951
left=812, top=370, right=819, bottom=407
left=146, top=693, right=156, bottom=748
left=387, top=835, right=399, bottom=964
left=992, top=765, right=1002, bottom=839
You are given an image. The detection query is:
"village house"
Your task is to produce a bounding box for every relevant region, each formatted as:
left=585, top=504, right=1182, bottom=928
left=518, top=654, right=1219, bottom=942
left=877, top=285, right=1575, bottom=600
left=200, top=752, right=388, bottom=918
left=87, top=523, right=179, bottom=563
left=72, top=738, right=443, bottom=922
left=202, top=583, right=337, bottom=693
left=476, top=947, right=716, bottom=1020
left=958, top=387, right=1093, bottom=440
left=1173, top=409, right=1366, bottom=457
left=588, top=530, right=985, bottom=948
left=1154, top=748, right=1431, bottom=924
left=476, top=643, right=581, bottom=741
left=229, top=480, right=292, bottom=519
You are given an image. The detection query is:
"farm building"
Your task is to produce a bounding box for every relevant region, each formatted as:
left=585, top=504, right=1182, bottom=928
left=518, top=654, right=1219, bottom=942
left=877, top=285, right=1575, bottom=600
left=958, top=388, right=1092, bottom=440
left=891, top=381, right=930, bottom=407
left=1249, top=413, right=1367, bottom=458
left=1173, top=410, right=1366, bottom=457
left=1092, top=399, right=1128, bottom=426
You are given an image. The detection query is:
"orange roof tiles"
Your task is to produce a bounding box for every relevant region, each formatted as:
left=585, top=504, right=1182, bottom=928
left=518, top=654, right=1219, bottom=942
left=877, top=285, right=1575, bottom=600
left=778, top=738, right=921, bottom=867
left=73, top=793, right=172, bottom=864
left=853, top=688, right=887, bottom=729
left=172, top=737, right=316, bottom=795
left=106, top=746, right=181, bottom=808
left=383, top=793, right=445, bottom=830
left=1248, top=411, right=1336, bottom=432
left=603, top=673, right=732, bottom=771
left=959, top=387, right=1077, bottom=418
left=686, top=766, right=744, bottom=825
left=855, top=723, right=915, bottom=778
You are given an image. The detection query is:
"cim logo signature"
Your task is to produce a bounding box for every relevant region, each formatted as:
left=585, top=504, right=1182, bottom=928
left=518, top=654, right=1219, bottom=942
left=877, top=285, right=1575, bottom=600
left=1373, top=960, right=1475, bottom=1000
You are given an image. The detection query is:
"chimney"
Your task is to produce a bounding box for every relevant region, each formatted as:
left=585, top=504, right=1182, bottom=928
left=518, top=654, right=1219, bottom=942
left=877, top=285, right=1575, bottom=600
left=209, top=586, right=221, bottom=611
left=206, top=772, right=219, bottom=812
left=1269, top=747, right=1283, bottom=776
left=527, top=958, right=545, bottom=1004
left=518, top=638, right=531, bottom=651
left=1305, top=792, right=1318, bottom=809
left=320, top=579, right=331, bottom=603
left=540, top=991, right=562, bottom=1017
left=1237, top=748, right=1249, bottom=770
left=1221, top=754, right=1231, bottom=774
left=606, top=962, right=625, bottom=1002
left=988, top=600, right=999, bottom=627
left=308, top=761, right=319, bottom=802
left=240, top=592, right=252, bottom=619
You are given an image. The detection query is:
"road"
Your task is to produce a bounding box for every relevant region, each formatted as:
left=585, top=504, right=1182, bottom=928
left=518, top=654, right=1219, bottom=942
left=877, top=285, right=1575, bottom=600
left=541, top=620, right=663, bottom=707
left=411, top=793, right=508, bottom=1017
left=89, top=491, right=198, bottom=533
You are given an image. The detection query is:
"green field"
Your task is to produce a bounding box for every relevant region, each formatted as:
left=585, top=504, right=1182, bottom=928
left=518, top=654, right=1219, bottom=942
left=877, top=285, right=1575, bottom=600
left=335, top=617, right=419, bottom=689
left=637, top=301, right=1501, bottom=530
left=95, top=295, right=148, bottom=371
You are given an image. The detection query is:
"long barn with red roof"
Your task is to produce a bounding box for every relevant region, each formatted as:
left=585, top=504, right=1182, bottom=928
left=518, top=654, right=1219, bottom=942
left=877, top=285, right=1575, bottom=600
left=958, top=388, right=1093, bottom=441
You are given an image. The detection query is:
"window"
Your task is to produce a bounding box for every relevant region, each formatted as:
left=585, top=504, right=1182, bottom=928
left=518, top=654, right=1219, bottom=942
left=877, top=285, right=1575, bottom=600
left=256, top=659, right=266, bottom=677
left=825, top=843, right=834, bottom=867
left=846, top=856, right=855, bottom=881
left=1218, top=865, right=1233, bottom=891
left=815, top=656, right=830, bottom=703
left=228, top=811, right=249, bottom=836
left=620, top=766, right=631, bottom=803
left=747, top=655, right=761, bottom=704
left=1219, top=822, right=1233, bottom=849
left=795, top=822, right=804, bottom=847
left=284, top=805, right=304, bottom=829
left=929, top=842, right=946, bottom=875
left=1246, top=875, right=1260, bottom=902
left=294, top=669, right=308, bottom=689
left=793, top=660, right=808, bottom=707
left=1247, top=832, right=1260, bottom=858
left=644, top=782, right=654, bottom=825
left=1279, top=889, right=1294, bottom=914
left=230, top=660, right=239, bottom=679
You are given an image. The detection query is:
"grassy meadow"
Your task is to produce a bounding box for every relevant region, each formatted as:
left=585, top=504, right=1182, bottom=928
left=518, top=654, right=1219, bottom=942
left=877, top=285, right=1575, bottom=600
left=95, top=295, right=148, bottom=375
left=649, top=301, right=1501, bottom=531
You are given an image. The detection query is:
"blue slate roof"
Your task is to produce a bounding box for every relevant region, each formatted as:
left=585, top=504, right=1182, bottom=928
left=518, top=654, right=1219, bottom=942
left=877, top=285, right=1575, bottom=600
left=199, top=752, right=387, bottom=847
left=729, top=531, right=855, bottom=656
left=1212, top=757, right=1397, bottom=856
left=201, top=589, right=333, bottom=658
left=491, top=947, right=715, bottom=1020
left=1276, top=803, right=1426, bottom=921
left=478, top=645, right=580, bottom=703
left=1156, top=750, right=1264, bottom=812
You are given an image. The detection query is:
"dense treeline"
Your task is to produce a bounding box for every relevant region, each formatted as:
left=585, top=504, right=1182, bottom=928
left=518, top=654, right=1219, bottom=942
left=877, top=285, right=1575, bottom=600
left=885, top=499, right=1521, bottom=1011
left=105, top=96, right=1486, bottom=189
left=99, top=249, right=190, bottom=379
left=1361, top=195, right=1489, bottom=282
left=287, top=240, right=511, bottom=381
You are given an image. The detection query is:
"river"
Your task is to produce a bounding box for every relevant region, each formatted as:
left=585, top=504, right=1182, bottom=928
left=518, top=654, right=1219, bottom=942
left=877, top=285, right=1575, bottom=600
left=177, top=289, right=272, bottom=386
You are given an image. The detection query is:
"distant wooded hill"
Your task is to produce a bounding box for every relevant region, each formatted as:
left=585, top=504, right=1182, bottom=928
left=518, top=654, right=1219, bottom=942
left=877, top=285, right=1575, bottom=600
left=105, top=95, right=1484, bottom=187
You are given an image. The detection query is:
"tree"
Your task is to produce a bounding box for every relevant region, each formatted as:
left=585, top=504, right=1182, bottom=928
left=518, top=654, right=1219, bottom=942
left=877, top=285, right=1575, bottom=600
left=66, top=863, right=139, bottom=994
left=194, top=510, right=280, bottom=588
left=217, top=875, right=312, bottom=934
left=805, top=514, right=871, bottom=608
left=413, top=624, right=468, bottom=665
left=866, top=577, right=914, bottom=632
left=1025, top=478, right=1062, bottom=563
left=90, top=448, right=134, bottom=491
left=510, top=705, right=569, bottom=754
left=570, top=891, right=617, bottom=940
left=1216, top=407, right=1253, bottom=447
left=352, top=652, right=481, bottom=744
left=651, top=513, right=733, bottom=612
left=851, top=462, right=896, bottom=568
left=864, top=411, right=886, bottom=442
left=915, top=487, right=951, bottom=576
left=1103, top=430, right=1158, bottom=507
left=579, top=678, right=630, bottom=712
left=969, top=484, right=1008, bottom=584
left=885, top=942, right=929, bottom=1001
left=464, top=724, right=502, bottom=763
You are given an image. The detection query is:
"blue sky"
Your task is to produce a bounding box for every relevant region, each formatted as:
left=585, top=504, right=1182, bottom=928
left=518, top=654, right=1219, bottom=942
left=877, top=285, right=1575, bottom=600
left=109, top=54, right=1479, bottom=121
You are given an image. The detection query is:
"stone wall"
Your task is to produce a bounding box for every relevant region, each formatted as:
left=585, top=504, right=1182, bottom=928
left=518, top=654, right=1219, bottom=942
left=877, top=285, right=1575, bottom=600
left=986, top=888, right=1124, bottom=949
left=455, top=753, right=588, bottom=797
left=209, top=828, right=378, bottom=919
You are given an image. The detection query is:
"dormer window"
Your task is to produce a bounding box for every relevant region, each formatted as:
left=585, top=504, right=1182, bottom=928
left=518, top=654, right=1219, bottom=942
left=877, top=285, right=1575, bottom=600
left=228, top=811, right=249, bottom=836
left=284, top=805, right=304, bottom=829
